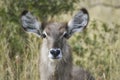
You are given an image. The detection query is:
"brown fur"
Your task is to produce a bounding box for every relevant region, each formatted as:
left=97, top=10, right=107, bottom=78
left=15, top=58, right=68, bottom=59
left=39, top=22, right=95, bottom=80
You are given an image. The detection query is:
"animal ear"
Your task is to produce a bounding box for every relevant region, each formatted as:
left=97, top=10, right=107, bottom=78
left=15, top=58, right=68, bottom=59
left=67, top=8, right=89, bottom=36
left=21, top=10, right=43, bottom=37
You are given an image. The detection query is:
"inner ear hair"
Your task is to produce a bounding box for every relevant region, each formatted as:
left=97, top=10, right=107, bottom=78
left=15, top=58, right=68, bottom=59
left=67, top=8, right=89, bottom=36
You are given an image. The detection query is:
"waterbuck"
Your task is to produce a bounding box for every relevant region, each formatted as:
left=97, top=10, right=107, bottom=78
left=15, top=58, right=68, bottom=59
left=20, top=8, right=95, bottom=80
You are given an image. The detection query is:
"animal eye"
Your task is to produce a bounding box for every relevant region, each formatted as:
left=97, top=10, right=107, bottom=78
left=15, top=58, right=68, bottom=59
left=63, top=32, right=69, bottom=38
left=42, top=33, right=46, bottom=38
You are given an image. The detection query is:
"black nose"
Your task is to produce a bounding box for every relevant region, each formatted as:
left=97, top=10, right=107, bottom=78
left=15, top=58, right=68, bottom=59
left=50, top=49, right=60, bottom=58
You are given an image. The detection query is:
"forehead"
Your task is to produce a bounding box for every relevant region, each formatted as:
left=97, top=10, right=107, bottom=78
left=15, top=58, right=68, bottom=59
left=44, top=22, right=67, bottom=34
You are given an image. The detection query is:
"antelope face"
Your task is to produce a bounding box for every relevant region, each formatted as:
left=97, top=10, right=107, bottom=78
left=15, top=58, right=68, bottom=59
left=20, top=8, right=89, bottom=61
left=42, top=22, right=68, bottom=60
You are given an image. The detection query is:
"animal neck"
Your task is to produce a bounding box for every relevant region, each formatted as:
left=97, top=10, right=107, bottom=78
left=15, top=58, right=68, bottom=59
left=40, top=58, right=73, bottom=80
left=40, top=40, right=73, bottom=80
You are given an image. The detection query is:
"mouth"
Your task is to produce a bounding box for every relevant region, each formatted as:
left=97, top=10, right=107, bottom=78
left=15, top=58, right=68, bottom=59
left=49, top=56, right=62, bottom=60
left=48, top=56, right=62, bottom=62
left=49, top=57, right=62, bottom=62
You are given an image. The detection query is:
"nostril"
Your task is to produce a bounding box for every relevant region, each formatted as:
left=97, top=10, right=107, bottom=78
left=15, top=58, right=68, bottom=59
left=50, top=50, right=55, bottom=55
left=56, top=50, right=60, bottom=55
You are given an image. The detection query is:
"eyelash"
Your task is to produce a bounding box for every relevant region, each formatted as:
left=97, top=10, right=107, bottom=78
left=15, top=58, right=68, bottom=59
left=42, top=31, right=47, bottom=38
left=63, top=32, right=69, bottom=38
left=41, top=32, right=69, bottom=38
left=42, top=33, right=46, bottom=38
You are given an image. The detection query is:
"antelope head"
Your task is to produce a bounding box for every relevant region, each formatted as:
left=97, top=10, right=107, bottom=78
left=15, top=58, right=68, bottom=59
left=21, top=8, right=89, bottom=61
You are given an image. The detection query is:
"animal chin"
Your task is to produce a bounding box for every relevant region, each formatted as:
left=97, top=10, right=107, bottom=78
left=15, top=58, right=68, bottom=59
left=51, top=57, right=60, bottom=59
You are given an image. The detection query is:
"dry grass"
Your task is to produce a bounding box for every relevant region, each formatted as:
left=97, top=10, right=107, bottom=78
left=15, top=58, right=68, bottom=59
left=0, top=19, right=120, bottom=80
left=0, top=0, right=120, bottom=80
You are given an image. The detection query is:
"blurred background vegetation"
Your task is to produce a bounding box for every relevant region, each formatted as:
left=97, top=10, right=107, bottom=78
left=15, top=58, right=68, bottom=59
left=0, top=0, right=120, bottom=80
